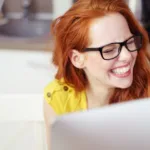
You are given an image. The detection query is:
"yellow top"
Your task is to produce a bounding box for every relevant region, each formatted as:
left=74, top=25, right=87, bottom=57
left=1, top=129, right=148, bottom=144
left=44, top=79, right=87, bottom=115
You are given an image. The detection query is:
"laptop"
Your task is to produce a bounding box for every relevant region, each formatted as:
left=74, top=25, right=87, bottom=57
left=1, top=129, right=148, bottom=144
left=51, top=98, right=150, bottom=150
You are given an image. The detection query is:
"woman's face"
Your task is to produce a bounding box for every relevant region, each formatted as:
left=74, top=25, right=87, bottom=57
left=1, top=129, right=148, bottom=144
left=83, top=13, right=138, bottom=89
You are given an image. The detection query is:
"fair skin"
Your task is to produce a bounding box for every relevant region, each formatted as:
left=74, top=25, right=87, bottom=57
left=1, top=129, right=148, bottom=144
left=71, top=13, right=137, bottom=108
left=44, top=12, right=137, bottom=150
left=43, top=100, right=56, bottom=150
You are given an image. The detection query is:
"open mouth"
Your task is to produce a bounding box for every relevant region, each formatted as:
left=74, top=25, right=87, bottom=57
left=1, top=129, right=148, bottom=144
left=110, top=64, right=131, bottom=78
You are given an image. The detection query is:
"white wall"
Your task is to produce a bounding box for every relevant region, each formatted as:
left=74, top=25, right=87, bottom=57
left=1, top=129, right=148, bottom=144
left=53, top=0, right=73, bottom=19
left=0, top=0, right=4, bottom=10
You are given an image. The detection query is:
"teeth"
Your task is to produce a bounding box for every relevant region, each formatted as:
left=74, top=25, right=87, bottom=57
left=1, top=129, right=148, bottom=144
left=112, top=65, right=130, bottom=75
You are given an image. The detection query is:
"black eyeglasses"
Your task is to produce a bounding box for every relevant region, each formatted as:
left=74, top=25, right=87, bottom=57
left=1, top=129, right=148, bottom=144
left=83, top=35, right=143, bottom=60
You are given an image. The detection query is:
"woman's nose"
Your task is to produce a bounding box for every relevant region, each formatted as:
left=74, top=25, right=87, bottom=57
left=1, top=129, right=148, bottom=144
left=118, top=46, right=133, bottom=62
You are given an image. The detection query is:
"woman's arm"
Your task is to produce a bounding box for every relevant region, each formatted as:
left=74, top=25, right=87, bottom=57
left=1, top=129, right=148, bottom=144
left=43, top=99, right=56, bottom=150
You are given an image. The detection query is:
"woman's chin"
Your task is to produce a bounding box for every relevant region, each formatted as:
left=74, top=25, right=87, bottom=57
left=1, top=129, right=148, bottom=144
left=115, top=81, right=133, bottom=89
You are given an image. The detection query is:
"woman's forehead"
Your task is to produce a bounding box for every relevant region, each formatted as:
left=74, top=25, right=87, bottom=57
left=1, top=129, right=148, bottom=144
left=88, top=13, right=132, bottom=47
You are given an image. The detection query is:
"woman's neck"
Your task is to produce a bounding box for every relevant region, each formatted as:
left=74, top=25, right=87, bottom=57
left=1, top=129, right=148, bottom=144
left=85, top=81, right=114, bottom=109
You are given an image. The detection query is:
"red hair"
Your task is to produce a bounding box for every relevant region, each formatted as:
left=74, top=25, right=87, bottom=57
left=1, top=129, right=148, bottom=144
left=51, top=0, right=150, bottom=103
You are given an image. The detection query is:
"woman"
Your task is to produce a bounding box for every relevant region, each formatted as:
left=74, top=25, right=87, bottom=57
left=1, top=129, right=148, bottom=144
left=43, top=0, right=150, bottom=149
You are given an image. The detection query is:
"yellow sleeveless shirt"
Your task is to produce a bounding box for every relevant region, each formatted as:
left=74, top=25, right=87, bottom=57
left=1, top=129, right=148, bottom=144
left=44, top=79, right=87, bottom=115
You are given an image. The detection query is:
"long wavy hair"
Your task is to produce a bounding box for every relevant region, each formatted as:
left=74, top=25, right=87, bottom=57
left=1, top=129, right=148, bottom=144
left=51, top=0, right=150, bottom=103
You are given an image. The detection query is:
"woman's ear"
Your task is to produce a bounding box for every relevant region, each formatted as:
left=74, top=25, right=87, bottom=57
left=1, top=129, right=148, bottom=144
left=69, top=50, right=86, bottom=69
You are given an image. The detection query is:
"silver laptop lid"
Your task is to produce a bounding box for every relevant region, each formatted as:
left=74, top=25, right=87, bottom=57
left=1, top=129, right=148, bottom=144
left=51, top=98, right=150, bottom=150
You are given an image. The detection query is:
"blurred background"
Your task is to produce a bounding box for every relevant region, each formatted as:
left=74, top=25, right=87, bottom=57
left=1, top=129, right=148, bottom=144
left=0, top=0, right=150, bottom=150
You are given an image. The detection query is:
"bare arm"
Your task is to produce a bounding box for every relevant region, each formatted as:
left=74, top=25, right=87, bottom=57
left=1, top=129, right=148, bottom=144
left=43, top=99, right=56, bottom=150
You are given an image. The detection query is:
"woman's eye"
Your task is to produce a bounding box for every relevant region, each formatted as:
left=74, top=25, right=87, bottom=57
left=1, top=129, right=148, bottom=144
left=103, top=49, right=116, bottom=53
left=127, top=40, right=134, bottom=44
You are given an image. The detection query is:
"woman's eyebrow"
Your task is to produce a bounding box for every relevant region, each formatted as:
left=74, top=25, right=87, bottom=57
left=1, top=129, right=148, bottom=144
left=88, top=34, right=134, bottom=48
left=105, top=35, right=134, bottom=44
left=110, top=35, right=134, bottom=43
left=103, top=34, right=133, bottom=45
left=124, top=34, right=134, bottom=41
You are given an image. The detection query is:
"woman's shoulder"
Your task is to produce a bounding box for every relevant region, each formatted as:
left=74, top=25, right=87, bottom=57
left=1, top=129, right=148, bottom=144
left=44, top=78, right=73, bottom=99
left=44, top=78, right=86, bottom=115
